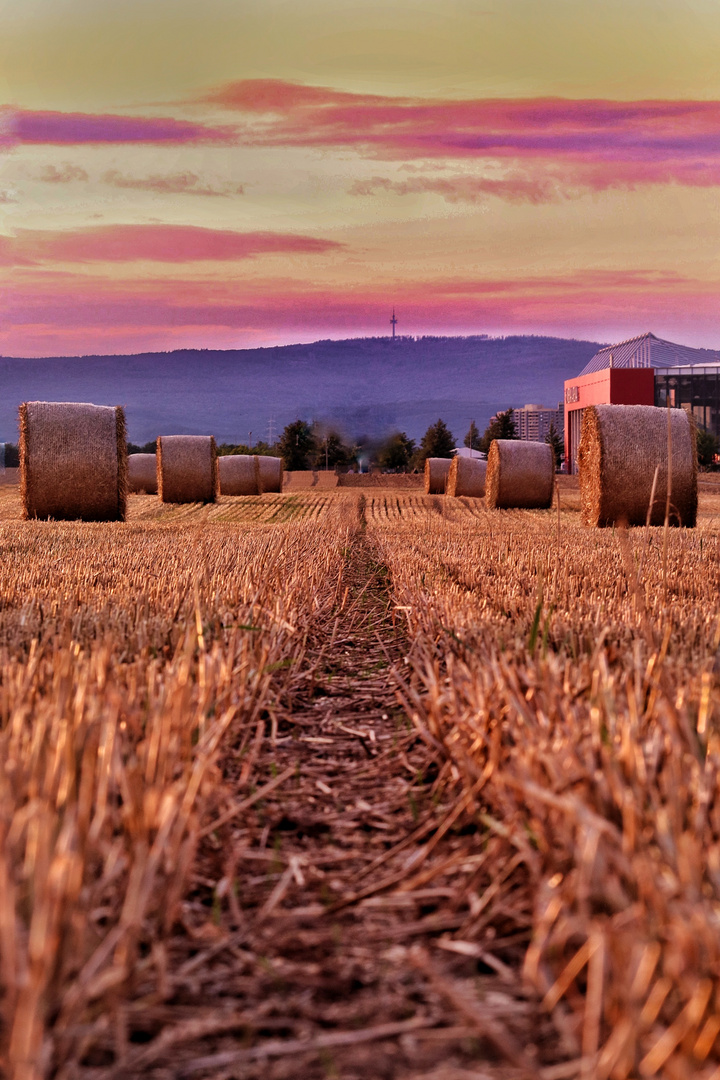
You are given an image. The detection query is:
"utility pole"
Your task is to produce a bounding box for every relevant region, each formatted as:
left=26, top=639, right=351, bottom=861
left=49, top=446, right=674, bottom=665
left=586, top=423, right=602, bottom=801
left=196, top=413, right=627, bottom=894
left=390, top=308, right=397, bottom=340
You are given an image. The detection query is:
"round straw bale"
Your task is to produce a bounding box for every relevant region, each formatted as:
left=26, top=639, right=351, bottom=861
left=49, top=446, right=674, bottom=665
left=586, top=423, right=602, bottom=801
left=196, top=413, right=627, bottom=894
left=446, top=456, right=487, bottom=498
left=128, top=453, right=158, bottom=494
left=485, top=440, right=554, bottom=509
left=424, top=457, right=452, bottom=494
left=218, top=454, right=260, bottom=496
left=20, top=401, right=127, bottom=521
left=578, top=404, right=697, bottom=528
left=257, top=455, right=284, bottom=493
left=157, top=435, right=219, bottom=504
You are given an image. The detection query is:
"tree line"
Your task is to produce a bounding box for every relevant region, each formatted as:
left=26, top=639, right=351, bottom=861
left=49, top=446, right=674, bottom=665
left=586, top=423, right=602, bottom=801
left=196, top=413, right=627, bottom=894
left=206, top=411, right=565, bottom=471
left=0, top=412, right=564, bottom=473
left=9, top=414, right=720, bottom=471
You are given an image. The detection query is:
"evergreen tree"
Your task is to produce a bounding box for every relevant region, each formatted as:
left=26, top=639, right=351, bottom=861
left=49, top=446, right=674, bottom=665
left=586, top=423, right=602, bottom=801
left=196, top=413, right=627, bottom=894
left=464, top=420, right=482, bottom=451
left=278, top=420, right=316, bottom=470
left=378, top=431, right=416, bottom=471
left=479, top=409, right=518, bottom=452
left=545, top=421, right=564, bottom=471
left=415, top=419, right=455, bottom=465
left=697, top=427, right=719, bottom=468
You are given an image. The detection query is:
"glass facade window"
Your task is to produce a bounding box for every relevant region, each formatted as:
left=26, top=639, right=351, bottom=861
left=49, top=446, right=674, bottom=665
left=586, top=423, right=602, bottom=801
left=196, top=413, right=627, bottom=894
left=655, top=365, right=720, bottom=437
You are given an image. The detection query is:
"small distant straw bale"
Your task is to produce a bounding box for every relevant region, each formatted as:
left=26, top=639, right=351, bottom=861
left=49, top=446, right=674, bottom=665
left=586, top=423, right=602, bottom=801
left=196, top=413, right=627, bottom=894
left=485, top=440, right=554, bottom=509
left=128, top=453, right=158, bottom=494
left=20, top=401, right=127, bottom=521
left=157, top=435, right=218, bottom=504
left=425, top=457, right=452, bottom=494
left=578, top=404, right=697, bottom=527
left=218, top=454, right=260, bottom=496
left=446, top=456, right=487, bottom=498
left=258, top=456, right=284, bottom=493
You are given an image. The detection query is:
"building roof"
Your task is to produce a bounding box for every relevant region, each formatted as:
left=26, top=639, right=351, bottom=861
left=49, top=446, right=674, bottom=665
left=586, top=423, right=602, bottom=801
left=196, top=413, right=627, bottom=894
left=579, top=332, right=720, bottom=376
left=452, top=447, right=485, bottom=459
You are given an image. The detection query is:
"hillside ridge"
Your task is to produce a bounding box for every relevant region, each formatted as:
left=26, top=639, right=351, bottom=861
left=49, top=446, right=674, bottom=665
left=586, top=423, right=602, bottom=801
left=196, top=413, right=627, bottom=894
left=0, top=334, right=602, bottom=444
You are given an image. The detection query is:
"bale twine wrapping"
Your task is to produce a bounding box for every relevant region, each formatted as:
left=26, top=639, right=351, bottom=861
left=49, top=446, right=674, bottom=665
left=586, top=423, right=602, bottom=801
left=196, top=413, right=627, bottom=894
left=218, top=454, right=260, bottom=496
left=578, top=404, right=697, bottom=528
left=424, top=457, right=452, bottom=494
left=157, top=435, right=218, bottom=504
left=257, top=456, right=283, bottom=493
left=128, top=453, right=158, bottom=494
left=485, top=440, right=554, bottom=510
left=20, top=401, right=127, bottom=521
left=446, top=456, right=487, bottom=498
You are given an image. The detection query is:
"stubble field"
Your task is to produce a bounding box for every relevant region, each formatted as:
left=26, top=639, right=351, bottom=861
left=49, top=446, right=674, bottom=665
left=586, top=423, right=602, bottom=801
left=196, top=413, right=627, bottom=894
left=3, top=476, right=720, bottom=1079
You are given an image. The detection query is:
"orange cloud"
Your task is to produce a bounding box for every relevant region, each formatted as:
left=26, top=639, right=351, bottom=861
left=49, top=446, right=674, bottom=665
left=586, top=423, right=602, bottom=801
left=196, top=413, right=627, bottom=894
left=350, top=173, right=562, bottom=204
left=36, top=163, right=89, bottom=183
left=102, top=170, right=244, bottom=197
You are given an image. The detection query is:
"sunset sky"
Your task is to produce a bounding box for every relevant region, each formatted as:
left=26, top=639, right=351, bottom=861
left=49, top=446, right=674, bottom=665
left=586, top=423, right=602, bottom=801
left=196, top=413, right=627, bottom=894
left=2, top=0, right=720, bottom=356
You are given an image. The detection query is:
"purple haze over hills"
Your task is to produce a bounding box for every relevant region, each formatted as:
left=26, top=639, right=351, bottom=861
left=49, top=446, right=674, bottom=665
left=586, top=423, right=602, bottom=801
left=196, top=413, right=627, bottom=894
left=0, top=335, right=601, bottom=446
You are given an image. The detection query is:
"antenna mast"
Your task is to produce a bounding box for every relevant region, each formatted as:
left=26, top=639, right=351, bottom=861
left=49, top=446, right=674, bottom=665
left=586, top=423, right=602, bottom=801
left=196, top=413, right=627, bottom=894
left=390, top=308, right=397, bottom=340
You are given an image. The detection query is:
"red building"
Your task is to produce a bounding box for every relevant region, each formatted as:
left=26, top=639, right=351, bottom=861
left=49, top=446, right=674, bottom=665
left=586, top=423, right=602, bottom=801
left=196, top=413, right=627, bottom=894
left=564, top=367, right=654, bottom=472
left=563, top=332, right=720, bottom=473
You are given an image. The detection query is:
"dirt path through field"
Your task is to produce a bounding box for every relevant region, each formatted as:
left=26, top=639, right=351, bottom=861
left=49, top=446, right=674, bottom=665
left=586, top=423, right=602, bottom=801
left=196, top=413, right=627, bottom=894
left=111, top=501, right=538, bottom=1080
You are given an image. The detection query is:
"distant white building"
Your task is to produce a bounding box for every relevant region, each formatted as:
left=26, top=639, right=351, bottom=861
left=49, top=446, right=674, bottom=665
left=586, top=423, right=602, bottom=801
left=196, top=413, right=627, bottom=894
left=452, top=446, right=485, bottom=459
left=511, top=403, right=563, bottom=442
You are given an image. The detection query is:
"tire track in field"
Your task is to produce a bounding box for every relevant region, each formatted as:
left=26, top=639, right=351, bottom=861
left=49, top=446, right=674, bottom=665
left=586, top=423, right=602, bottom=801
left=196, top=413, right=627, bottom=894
left=114, top=503, right=536, bottom=1080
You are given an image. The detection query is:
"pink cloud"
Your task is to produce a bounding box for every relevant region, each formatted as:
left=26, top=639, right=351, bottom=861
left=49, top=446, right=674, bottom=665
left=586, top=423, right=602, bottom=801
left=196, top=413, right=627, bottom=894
left=102, top=170, right=244, bottom=197
left=0, top=225, right=342, bottom=265
left=3, top=267, right=717, bottom=358
left=0, top=107, right=237, bottom=147
left=197, top=80, right=720, bottom=190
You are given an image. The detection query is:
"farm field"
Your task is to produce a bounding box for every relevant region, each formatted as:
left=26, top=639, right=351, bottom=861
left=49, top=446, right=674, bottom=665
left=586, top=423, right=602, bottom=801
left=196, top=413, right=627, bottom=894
left=3, top=478, right=720, bottom=1077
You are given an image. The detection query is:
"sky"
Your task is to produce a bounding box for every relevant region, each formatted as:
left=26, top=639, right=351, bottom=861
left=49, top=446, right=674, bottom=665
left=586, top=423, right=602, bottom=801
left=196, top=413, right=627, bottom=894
left=2, top=0, right=720, bottom=356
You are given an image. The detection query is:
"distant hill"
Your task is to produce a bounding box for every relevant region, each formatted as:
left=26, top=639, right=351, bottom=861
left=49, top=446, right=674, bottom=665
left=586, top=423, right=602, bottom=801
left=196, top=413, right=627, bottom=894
left=0, top=335, right=601, bottom=445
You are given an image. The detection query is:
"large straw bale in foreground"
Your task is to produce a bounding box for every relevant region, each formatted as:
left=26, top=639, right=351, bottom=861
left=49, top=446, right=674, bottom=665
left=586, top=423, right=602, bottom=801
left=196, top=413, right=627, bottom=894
left=486, top=440, right=554, bottom=509
left=258, top=456, right=283, bottom=493
left=20, top=401, right=127, bottom=521
left=446, top=456, right=487, bottom=498
left=128, top=453, right=158, bottom=494
left=578, top=404, right=697, bottom=527
left=157, top=435, right=218, bottom=503
left=218, top=454, right=260, bottom=496
left=424, top=458, right=452, bottom=494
